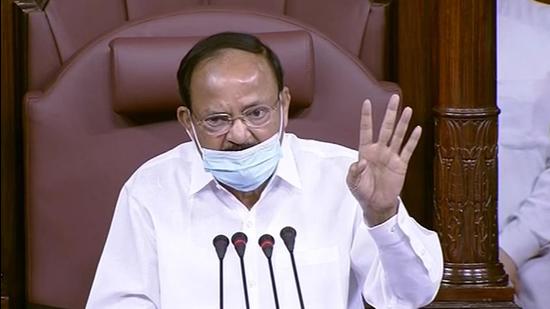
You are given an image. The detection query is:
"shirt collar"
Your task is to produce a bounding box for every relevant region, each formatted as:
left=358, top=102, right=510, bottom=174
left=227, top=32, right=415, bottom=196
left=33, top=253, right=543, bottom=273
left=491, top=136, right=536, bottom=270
left=186, top=133, right=303, bottom=195
left=273, top=133, right=302, bottom=190
left=187, top=143, right=215, bottom=195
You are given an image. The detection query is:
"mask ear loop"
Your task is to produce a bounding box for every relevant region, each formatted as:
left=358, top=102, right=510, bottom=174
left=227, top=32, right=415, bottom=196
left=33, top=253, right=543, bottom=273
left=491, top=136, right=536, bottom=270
left=184, top=111, right=205, bottom=157
left=277, top=92, right=285, bottom=144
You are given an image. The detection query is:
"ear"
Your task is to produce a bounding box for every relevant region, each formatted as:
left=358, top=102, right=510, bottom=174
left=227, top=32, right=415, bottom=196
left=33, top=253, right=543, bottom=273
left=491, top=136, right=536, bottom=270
left=281, top=86, right=291, bottom=129
left=177, top=106, right=193, bottom=133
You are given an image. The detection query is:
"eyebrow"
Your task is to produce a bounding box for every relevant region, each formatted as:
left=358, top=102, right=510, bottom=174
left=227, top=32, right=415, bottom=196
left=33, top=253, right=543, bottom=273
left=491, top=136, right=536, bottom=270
left=202, top=99, right=268, bottom=116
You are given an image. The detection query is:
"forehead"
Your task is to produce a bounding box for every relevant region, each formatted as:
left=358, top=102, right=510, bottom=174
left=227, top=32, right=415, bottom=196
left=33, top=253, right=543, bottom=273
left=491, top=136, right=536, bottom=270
left=189, top=49, right=278, bottom=101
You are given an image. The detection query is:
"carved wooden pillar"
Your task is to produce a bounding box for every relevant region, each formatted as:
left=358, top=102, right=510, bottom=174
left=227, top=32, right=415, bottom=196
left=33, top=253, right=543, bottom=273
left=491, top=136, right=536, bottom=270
left=432, top=0, right=515, bottom=305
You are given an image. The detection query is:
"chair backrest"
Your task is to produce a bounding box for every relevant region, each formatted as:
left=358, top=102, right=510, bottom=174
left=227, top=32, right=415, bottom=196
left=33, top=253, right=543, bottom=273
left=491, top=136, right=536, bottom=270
left=27, top=0, right=392, bottom=90
left=24, top=9, right=399, bottom=308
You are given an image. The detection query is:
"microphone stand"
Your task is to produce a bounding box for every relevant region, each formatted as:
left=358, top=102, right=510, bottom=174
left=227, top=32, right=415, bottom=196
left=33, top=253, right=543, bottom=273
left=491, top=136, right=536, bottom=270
left=280, top=226, right=305, bottom=309
left=259, top=234, right=280, bottom=309
left=232, top=232, right=250, bottom=309
left=213, top=235, right=229, bottom=309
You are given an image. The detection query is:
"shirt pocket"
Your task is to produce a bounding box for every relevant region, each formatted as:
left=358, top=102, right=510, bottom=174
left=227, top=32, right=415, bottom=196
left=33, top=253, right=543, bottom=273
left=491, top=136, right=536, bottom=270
left=295, top=246, right=340, bottom=265
left=275, top=246, right=347, bottom=309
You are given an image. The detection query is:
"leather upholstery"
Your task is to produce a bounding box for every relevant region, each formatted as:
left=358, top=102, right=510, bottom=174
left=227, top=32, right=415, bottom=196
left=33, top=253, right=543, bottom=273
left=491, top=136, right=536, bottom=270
left=27, top=0, right=392, bottom=90
left=111, top=31, right=314, bottom=116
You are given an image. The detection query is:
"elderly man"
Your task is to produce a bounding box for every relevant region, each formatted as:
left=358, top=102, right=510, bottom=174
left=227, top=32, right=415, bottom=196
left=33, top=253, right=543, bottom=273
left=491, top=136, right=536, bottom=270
left=87, top=32, right=442, bottom=308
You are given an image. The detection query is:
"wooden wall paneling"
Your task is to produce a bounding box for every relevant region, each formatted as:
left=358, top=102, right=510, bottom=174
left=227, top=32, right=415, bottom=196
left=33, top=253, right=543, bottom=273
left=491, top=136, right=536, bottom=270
left=393, top=0, right=437, bottom=228
left=1, top=1, right=27, bottom=308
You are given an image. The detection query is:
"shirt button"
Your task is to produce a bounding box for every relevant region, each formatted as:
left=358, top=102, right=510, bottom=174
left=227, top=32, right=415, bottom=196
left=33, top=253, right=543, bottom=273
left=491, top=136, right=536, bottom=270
left=245, top=220, right=254, bottom=229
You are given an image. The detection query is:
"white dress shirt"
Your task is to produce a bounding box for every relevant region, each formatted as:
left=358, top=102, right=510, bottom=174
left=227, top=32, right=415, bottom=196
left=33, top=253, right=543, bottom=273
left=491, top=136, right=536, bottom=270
left=497, top=0, right=550, bottom=269
left=87, top=133, right=443, bottom=309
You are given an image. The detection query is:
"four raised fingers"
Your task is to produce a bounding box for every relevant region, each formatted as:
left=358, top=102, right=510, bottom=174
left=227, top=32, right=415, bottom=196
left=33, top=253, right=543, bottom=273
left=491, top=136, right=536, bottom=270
left=361, top=94, right=421, bottom=163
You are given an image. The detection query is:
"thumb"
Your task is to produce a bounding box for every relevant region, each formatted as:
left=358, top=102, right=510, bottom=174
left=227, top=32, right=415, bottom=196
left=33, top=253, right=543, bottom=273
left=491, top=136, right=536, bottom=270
left=346, top=159, right=367, bottom=190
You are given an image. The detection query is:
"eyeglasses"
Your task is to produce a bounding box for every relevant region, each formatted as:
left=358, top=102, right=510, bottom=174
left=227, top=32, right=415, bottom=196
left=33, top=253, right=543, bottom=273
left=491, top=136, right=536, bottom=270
left=192, top=95, right=281, bottom=136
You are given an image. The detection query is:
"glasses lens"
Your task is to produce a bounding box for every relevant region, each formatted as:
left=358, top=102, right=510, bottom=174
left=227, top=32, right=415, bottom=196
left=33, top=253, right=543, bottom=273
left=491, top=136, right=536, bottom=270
left=202, top=114, right=232, bottom=134
left=197, top=100, right=278, bottom=135
left=243, top=105, right=274, bottom=127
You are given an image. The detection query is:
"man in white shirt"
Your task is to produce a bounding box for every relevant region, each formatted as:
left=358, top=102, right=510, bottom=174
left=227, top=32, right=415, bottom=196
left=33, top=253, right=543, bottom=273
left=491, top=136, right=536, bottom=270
left=497, top=1, right=550, bottom=308
left=87, top=32, right=443, bottom=308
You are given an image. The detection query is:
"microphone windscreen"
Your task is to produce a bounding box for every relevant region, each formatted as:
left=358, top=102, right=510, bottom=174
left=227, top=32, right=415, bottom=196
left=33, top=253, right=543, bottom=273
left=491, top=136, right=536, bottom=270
left=231, top=232, right=248, bottom=258
left=213, top=234, right=229, bottom=260
left=259, top=234, right=275, bottom=258
left=280, top=226, right=296, bottom=252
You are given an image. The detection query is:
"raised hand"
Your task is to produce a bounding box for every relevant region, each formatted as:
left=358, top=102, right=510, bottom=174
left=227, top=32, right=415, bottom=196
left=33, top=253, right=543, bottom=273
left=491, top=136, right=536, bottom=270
left=346, top=94, right=421, bottom=226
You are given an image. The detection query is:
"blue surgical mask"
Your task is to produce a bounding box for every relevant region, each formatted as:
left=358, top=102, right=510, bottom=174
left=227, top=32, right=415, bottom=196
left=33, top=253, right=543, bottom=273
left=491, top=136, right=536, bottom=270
left=188, top=105, right=284, bottom=192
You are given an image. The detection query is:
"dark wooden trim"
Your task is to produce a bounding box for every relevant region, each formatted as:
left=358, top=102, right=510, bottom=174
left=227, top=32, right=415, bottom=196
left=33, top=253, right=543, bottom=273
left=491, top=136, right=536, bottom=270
left=436, top=285, right=515, bottom=302
left=394, top=0, right=437, bottom=228
left=1, top=1, right=27, bottom=309
left=425, top=301, right=518, bottom=309
left=12, top=0, right=48, bottom=12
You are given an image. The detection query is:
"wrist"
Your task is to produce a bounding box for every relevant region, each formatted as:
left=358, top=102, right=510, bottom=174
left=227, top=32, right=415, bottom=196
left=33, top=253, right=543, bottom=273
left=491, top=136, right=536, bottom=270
left=500, top=219, right=541, bottom=268
left=363, top=200, right=398, bottom=227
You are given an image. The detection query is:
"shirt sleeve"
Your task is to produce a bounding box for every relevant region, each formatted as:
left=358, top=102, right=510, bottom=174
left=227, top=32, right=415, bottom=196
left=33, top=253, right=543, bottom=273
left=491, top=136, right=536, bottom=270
left=496, top=0, right=550, bottom=271
left=86, top=185, right=160, bottom=309
left=351, top=200, right=443, bottom=308
left=500, top=165, right=550, bottom=268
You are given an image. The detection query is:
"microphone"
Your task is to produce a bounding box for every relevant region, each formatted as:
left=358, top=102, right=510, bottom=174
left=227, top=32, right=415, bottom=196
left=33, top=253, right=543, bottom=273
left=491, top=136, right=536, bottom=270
left=231, top=232, right=250, bottom=309
left=280, top=226, right=305, bottom=309
left=213, top=235, right=229, bottom=309
left=259, top=234, right=280, bottom=309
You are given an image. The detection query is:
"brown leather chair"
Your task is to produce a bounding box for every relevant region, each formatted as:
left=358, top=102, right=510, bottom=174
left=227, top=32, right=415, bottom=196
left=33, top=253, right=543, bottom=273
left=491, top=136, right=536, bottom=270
left=28, top=0, right=392, bottom=90
left=24, top=9, right=399, bottom=308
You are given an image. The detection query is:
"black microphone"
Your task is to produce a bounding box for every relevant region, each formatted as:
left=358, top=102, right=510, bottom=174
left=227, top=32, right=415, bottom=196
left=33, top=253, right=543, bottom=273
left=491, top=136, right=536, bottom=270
left=259, top=234, right=280, bottom=309
left=280, top=226, right=305, bottom=309
left=231, top=232, right=250, bottom=309
left=213, top=235, right=229, bottom=309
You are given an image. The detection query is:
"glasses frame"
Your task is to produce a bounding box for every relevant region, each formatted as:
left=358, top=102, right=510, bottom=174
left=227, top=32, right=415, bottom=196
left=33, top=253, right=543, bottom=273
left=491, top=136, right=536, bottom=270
left=191, top=93, right=282, bottom=136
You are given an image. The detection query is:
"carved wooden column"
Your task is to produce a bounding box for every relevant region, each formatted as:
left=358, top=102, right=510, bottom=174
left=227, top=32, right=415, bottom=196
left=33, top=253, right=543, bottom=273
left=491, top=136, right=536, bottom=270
left=431, top=0, right=515, bottom=306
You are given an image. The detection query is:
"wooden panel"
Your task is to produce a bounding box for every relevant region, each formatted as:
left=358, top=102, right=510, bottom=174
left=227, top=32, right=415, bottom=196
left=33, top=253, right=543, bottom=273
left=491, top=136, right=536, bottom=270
left=436, top=1, right=495, bottom=109
left=1, top=1, right=27, bottom=309
left=1, top=296, right=9, bottom=309
left=425, top=301, right=518, bottom=309
left=436, top=285, right=514, bottom=302
left=393, top=0, right=437, bottom=227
